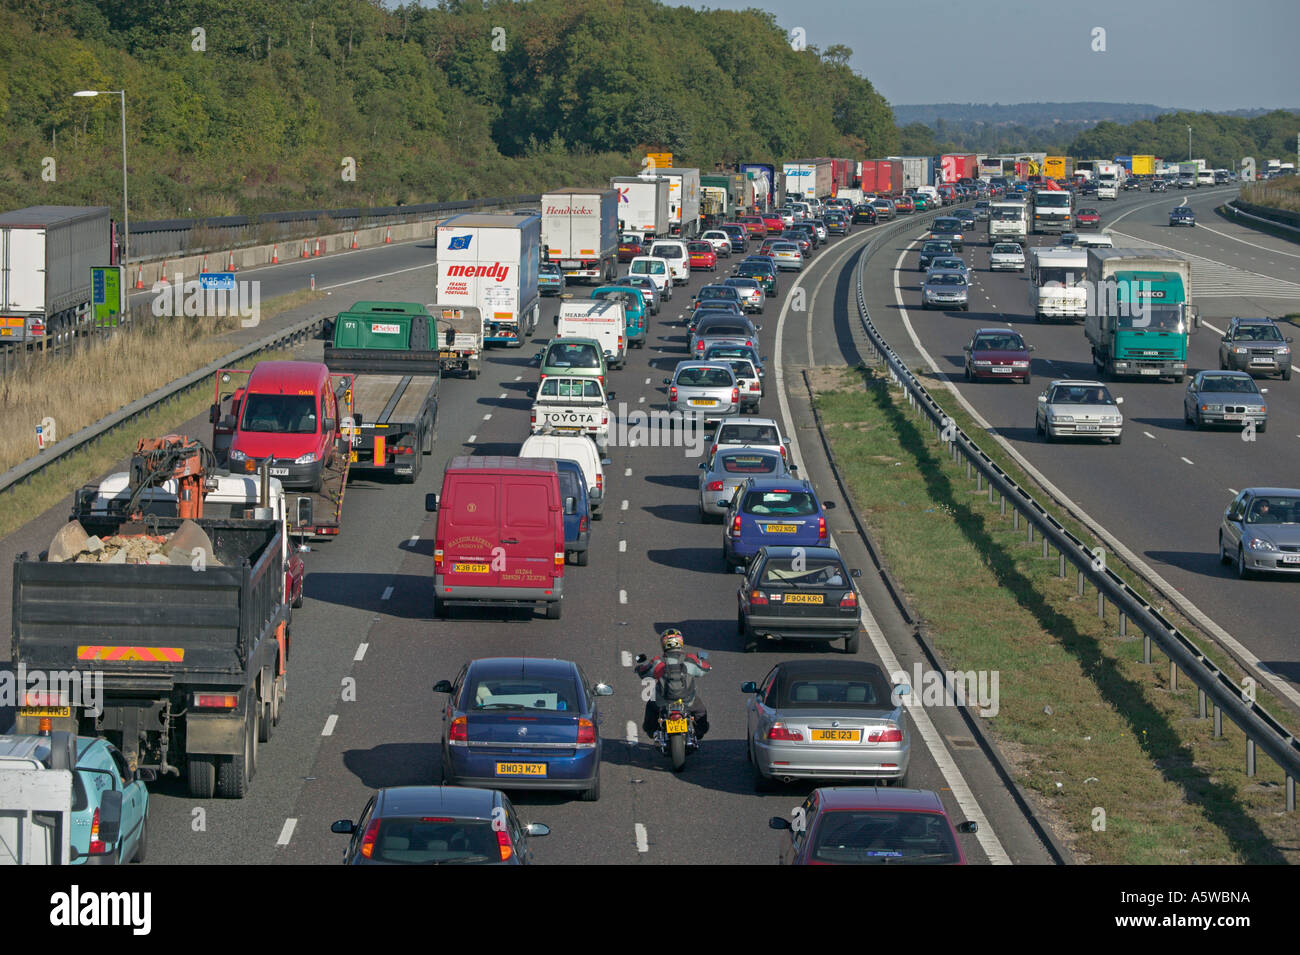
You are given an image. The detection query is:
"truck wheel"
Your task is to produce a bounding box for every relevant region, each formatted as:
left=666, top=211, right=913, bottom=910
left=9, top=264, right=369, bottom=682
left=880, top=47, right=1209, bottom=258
left=273, top=674, right=286, bottom=727
left=187, top=756, right=216, bottom=798
left=422, top=421, right=434, bottom=455
left=546, top=600, right=562, bottom=620
left=576, top=549, right=589, bottom=567
left=215, top=713, right=253, bottom=798
left=260, top=696, right=274, bottom=743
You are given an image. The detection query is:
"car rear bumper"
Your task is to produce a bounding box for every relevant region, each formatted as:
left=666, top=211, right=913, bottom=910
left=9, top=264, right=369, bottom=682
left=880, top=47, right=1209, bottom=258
left=447, top=749, right=599, bottom=790
left=753, top=740, right=910, bottom=780
left=742, top=611, right=860, bottom=641
left=1223, top=355, right=1290, bottom=374
left=434, top=578, right=565, bottom=605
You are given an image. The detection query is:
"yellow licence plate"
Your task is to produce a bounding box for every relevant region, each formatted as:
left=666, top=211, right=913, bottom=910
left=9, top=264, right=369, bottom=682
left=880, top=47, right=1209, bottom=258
left=765, top=524, right=797, bottom=533
left=810, top=729, right=861, bottom=742
left=348, top=451, right=358, bottom=463
left=691, top=398, right=718, bottom=406
left=785, top=593, right=824, bottom=605
left=454, top=562, right=490, bottom=574
left=20, top=707, right=71, bottom=718
left=496, top=762, right=547, bottom=776
left=665, top=718, right=689, bottom=734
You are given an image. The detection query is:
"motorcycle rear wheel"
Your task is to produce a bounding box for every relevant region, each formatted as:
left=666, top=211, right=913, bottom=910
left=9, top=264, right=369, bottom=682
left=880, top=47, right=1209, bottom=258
left=669, top=734, right=687, bottom=772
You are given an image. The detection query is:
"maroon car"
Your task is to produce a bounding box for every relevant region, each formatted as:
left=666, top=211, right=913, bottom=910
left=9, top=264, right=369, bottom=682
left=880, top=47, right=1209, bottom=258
left=618, top=235, right=645, bottom=262
left=962, top=328, right=1034, bottom=384
left=770, top=787, right=977, bottom=865
left=1075, top=207, right=1101, bottom=230
left=737, top=215, right=768, bottom=239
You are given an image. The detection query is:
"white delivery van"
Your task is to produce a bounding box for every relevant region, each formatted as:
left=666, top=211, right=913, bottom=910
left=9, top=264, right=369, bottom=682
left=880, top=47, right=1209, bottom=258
left=556, top=299, right=627, bottom=369
left=628, top=255, right=673, bottom=299
left=649, top=240, right=690, bottom=286
left=520, top=433, right=607, bottom=518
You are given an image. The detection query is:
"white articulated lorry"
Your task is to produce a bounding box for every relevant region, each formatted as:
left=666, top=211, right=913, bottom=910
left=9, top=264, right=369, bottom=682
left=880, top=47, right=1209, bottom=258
left=436, top=214, right=541, bottom=348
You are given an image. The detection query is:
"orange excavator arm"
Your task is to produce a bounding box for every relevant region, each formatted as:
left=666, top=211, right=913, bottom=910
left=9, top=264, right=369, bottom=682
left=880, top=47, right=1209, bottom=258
left=129, top=435, right=216, bottom=521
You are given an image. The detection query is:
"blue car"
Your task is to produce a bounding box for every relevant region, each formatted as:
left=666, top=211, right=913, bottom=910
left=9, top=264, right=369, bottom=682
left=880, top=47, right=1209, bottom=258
left=722, top=477, right=836, bottom=570
left=539, top=262, right=566, bottom=295
left=1169, top=206, right=1196, bottom=227
left=434, top=658, right=614, bottom=801
left=556, top=459, right=591, bottom=566
left=0, top=731, right=150, bottom=864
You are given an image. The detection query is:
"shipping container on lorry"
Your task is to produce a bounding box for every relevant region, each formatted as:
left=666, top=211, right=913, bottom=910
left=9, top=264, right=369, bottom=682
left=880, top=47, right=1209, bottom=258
left=830, top=159, right=854, bottom=191
left=782, top=159, right=834, bottom=200
left=541, top=189, right=619, bottom=284
left=1113, top=155, right=1132, bottom=173
left=656, top=167, right=701, bottom=239
left=12, top=512, right=291, bottom=798
left=1084, top=248, right=1197, bottom=381
left=0, top=206, right=116, bottom=344
left=612, top=175, right=672, bottom=242
left=1043, top=156, right=1075, bottom=180
left=886, top=156, right=937, bottom=190
left=323, top=302, right=440, bottom=485
left=939, top=154, right=978, bottom=184
left=437, top=213, right=542, bottom=346
left=739, top=163, right=777, bottom=208
left=883, top=160, right=904, bottom=195
left=1131, top=155, right=1156, bottom=176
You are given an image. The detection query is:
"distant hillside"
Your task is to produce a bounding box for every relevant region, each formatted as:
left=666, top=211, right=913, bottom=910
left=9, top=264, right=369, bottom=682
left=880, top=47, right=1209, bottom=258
left=892, top=103, right=1179, bottom=126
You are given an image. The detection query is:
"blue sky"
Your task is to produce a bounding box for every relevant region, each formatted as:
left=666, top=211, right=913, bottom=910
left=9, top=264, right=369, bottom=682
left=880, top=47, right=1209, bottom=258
left=653, top=0, right=1297, bottom=111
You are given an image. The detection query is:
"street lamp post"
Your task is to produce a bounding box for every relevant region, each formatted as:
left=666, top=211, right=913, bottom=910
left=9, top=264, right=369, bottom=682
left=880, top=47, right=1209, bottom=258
left=1187, top=125, right=1193, bottom=163
left=73, top=90, right=128, bottom=264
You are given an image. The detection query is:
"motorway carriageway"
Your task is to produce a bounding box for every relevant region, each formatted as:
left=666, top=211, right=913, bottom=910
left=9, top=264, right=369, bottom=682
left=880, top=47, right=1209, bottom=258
left=2, top=209, right=1066, bottom=864
left=864, top=186, right=1300, bottom=712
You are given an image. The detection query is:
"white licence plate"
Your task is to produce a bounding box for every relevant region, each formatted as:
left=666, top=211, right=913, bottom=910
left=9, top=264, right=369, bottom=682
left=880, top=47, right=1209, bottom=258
left=1223, top=414, right=1246, bottom=421
left=1076, top=424, right=1099, bottom=432
left=991, top=367, right=1013, bottom=374
left=1281, top=555, right=1300, bottom=565
left=270, top=467, right=289, bottom=476
left=1249, top=359, right=1274, bottom=366
left=1139, top=368, right=1161, bottom=375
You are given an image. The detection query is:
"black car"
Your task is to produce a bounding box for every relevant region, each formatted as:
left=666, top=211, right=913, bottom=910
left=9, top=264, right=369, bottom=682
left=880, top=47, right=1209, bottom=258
left=917, top=240, right=955, bottom=271
left=737, top=546, right=864, bottom=653
left=332, top=786, right=550, bottom=865
left=1150, top=179, right=1168, bottom=193
left=1169, top=206, right=1196, bottom=227
left=851, top=204, right=878, bottom=224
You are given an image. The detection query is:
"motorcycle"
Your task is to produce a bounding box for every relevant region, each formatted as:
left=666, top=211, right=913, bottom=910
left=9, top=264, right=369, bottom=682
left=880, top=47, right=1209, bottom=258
left=635, top=651, right=708, bottom=772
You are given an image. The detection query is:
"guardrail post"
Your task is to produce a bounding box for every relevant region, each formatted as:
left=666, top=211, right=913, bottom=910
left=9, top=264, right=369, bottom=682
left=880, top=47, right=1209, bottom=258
left=1098, top=591, right=1105, bottom=619
left=1027, top=522, right=1034, bottom=543
left=1143, top=634, right=1151, bottom=664
left=1169, top=660, right=1178, bottom=691
left=1013, top=510, right=1019, bottom=531
left=1198, top=688, right=1207, bottom=719
left=1042, top=538, right=1049, bottom=560
left=1119, top=612, right=1127, bottom=636
left=1288, top=775, right=1295, bottom=813
left=966, top=460, right=972, bottom=480
left=1077, top=569, right=1085, bottom=595
left=1246, top=738, right=1256, bottom=777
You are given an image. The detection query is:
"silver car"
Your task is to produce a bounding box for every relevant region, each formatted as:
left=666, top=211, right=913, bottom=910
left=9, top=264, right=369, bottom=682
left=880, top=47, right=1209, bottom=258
left=722, top=277, right=765, bottom=314
left=1035, top=379, right=1124, bottom=443
left=712, top=416, right=791, bottom=464
left=989, top=242, right=1026, bottom=271
left=665, top=361, right=739, bottom=423
left=1218, top=488, right=1300, bottom=578
left=808, top=219, right=829, bottom=242
left=708, top=355, right=763, bottom=411
left=690, top=315, right=760, bottom=357
left=697, top=448, right=791, bottom=520
left=871, top=199, right=895, bottom=221
left=921, top=270, right=969, bottom=311
left=1183, top=370, right=1268, bottom=430
left=743, top=660, right=912, bottom=787
left=769, top=241, right=803, bottom=272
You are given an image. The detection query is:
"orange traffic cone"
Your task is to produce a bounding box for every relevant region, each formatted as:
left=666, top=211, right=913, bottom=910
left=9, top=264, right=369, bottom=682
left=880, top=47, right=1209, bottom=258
left=158, top=260, right=170, bottom=284
left=200, top=255, right=209, bottom=274
left=313, top=239, right=323, bottom=257
left=351, top=232, right=358, bottom=249
left=384, top=227, right=392, bottom=244
left=271, top=245, right=279, bottom=264
left=227, top=250, right=237, bottom=272
left=134, top=265, right=144, bottom=290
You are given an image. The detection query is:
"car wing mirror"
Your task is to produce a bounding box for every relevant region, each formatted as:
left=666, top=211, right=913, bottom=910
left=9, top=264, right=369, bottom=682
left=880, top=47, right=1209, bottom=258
left=331, top=820, right=356, bottom=835
left=425, top=493, right=439, bottom=512
left=433, top=679, right=453, bottom=693
left=741, top=681, right=759, bottom=693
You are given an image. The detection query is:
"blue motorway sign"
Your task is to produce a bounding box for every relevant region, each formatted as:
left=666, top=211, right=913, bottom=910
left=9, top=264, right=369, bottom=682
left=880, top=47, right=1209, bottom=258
left=200, top=272, right=237, bottom=291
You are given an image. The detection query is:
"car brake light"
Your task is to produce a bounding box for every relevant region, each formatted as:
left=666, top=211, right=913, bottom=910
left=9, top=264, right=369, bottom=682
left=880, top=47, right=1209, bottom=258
left=749, top=590, right=768, bottom=606
left=707, top=480, right=724, bottom=492
left=497, top=828, right=514, bottom=862
left=710, top=443, right=718, bottom=457
left=555, top=551, right=565, bottom=568
left=529, top=410, right=536, bottom=427
left=779, top=445, right=787, bottom=459
left=448, top=716, right=468, bottom=743
left=840, top=591, right=858, bottom=609
left=539, top=374, right=547, bottom=383
left=731, top=387, right=739, bottom=403
left=696, top=341, right=705, bottom=351
left=596, top=474, right=603, bottom=492
left=359, top=818, right=381, bottom=859
left=669, top=386, right=677, bottom=401
left=768, top=722, right=803, bottom=742
left=597, top=375, right=604, bottom=387
left=868, top=725, right=903, bottom=744
left=577, top=719, right=596, bottom=745
left=434, top=545, right=444, bottom=569
left=818, top=516, right=827, bottom=540
left=730, top=514, right=742, bottom=538
left=579, top=516, right=588, bottom=532
left=88, top=808, right=107, bottom=855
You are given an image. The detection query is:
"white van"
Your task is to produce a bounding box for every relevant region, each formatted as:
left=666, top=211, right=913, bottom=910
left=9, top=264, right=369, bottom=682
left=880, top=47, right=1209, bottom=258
left=1072, top=233, right=1113, bottom=249
left=519, top=432, right=607, bottom=518
left=556, top=300, right=627, bottom=369
left=649, top=239, right=690, bottom=286
left=628, top=255, right=673, bottom=299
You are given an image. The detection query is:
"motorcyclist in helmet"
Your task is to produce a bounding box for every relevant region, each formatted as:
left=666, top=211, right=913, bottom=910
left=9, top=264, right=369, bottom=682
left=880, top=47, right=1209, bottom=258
left=636, top=628, right=712, bottom=739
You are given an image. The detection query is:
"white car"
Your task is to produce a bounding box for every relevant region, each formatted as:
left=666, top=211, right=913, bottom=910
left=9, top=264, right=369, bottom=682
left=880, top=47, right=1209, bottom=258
left=650, top=240, right=691, bottom=286
left=709, top=416, right=793, bottom=469
left=700, top=230, right=733, bottom=258
left=1035, top=379, right=1124, bottom=444
left=988, top=242, right=1026, bottom=271
left=628, top=255, right=674, bottom=299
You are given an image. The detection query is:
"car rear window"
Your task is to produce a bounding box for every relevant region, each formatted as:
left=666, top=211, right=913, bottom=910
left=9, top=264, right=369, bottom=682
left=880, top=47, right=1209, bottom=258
left=719, top=423, right=779, bottom=445
left=699, top=287, right=736, bottom=300
left=699, top=324, right=748, bottom=338
left=720, top=453, right=778, bottom=474
left=780, top=676, right=888, bottom=708
left=760, top=556, right=848, bottom=586
left=469, top=674, right=579, bottom=711
left=539, top=378, right=602, bottom=398
left=676, top=367, right=735, bottom=387
left=742, top=489, right=816, bottom=516
left=545, top=343, right=600, bottom=368
left=722, top=359, right=756, bottom=379
left=556, top=466, right=580, bottom=499
left=370, top=818, right=500, bottom=864
left=810, top=811, right=959, bottom=865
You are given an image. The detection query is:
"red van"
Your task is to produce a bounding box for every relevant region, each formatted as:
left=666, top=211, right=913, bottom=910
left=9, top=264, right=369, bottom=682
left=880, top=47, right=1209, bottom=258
left=427, top=456, right=568, bottom=620
left=213, top=361, right=347, bottom=492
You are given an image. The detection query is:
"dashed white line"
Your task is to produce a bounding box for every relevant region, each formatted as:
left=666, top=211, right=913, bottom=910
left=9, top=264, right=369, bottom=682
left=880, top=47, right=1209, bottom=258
left=354, top=643, right=368, bottom=661
left=1143, top=431, right=1156, bottom=439
left=1181, top=456, right=1195, bottom=465
left=621, top=650, right=633, bottom=667
left=625, top=720, right=638, bottom=744
left=322, top=714, right=338, bottom=736
left=276, top=818, right=297, bottom=846
left=621, top=499, right=629, bottom=510
left=639, top=395, right=646, bottom=403
left=408, top=534, right=419, bottom=546
left=634, top=823, right=649, bottom=853
left=498, top=393, right=507, bottom=399
left=381, top=585, right=393, bottom=601
left=1227, top=488, right=1238, bottom=495
left=514, top=375, right=522, bottom=381
left=320, top=263, right=436, bottom=290
left=467, top=434, right=477, bottom=443
left=624, top=467, right=632, bottom=476
left=619, top=539, right=627, bottom=552
left=619, top=590, right=628, bottom=604
left=645, top=377, right=651, bottom=385
left=482, top=413, right=492, bottom=420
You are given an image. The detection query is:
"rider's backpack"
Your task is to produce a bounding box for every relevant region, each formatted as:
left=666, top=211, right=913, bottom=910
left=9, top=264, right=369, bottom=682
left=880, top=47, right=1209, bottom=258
left=660, top=652, right=693, bottom=702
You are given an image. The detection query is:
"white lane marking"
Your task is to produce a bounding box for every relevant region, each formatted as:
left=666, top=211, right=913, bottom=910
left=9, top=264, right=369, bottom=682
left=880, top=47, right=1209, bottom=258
left=1201, top=319, right=1226, bottom=336
left=1193, top=220, right=1300, bottom=259
left=322, top=714, right=338, bottom=736
left=645, top=377, right=651, bottom=384
left=1181, top=456, right=1195, bottom=465
left=514, top=375, right=522, bottom=381
left=888, top=245, right=1300, bottom=716
left=321, top=263, right=436, bottom=290
left=381, top=585, right=393, bottom=601
left=619, top=590, right=628, bottom=604
left=619, top=539, right=627, bottom=552
left=483, top=413, right=492, bottom=420
left=498, top=393, right=507, bottom=399
left=276, top=819, right=297, bottom=846
left=780, top=226, right=1011, bottom=865
left=624, top=467, right=632, bottom=476
left=639, top=395, right=646, bottom=403
left=467, top=434, right=477, bottom=443
left=1144, top=431, right=1156, bottom=439
left=626, top=720, right=638, bottom=744
left=408, top=534, right=419, bottom=546
left=621, top=650, right=633, bottom=667
left=354, top=643, right=368, bottom=661
left=1108, top=229, right=1300, bottom=299
left=621, top=500, right=629, bottom=510
left=634, top=823, right=649, bottom=853
left=1227, top=488, right=1238, bottom=495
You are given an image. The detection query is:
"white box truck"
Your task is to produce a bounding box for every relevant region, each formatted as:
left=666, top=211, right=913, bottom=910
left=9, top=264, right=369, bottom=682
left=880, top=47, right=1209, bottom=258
left=611, top=176, right=672, bottom=243
left=541, top=189, right=619, bottom=284
left=658, top=167, right=701, bottom=239
left=1095, top=162, right=1120, bottom=200
left=0, top=206, right=115, bottom=344
left=436, top=214, right=541, bottom=348
left=782, top=160, right=833, bottom=200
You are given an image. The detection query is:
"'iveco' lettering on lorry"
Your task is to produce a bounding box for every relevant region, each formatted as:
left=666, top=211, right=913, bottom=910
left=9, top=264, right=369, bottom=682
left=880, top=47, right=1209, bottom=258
left=444, top=263, right=511, bottom=281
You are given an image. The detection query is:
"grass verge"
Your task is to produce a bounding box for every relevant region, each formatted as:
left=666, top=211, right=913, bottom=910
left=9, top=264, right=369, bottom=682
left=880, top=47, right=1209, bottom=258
left=0, top=349, right=295, bottom=542
left=812, top=363, right=1299, bottom=864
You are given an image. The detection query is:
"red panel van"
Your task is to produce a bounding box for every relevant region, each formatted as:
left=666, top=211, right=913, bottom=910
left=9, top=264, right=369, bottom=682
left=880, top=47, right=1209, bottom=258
left=427, top=456, right=568, bottom=620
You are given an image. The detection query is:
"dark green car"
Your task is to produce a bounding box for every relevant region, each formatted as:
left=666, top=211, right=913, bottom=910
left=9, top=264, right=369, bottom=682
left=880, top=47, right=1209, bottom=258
left=734, top=261, right=779, bottom=296
left=534, top=336, right=609, bottom=385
